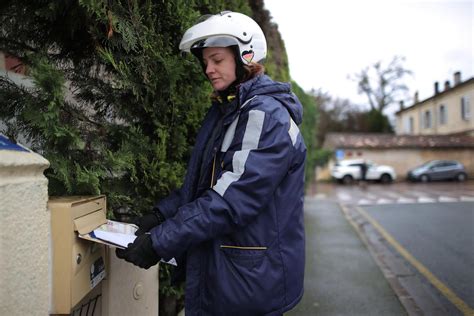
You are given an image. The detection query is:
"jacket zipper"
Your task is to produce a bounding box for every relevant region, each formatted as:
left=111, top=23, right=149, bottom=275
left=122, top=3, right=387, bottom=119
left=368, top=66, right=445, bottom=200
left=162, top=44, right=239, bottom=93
left=210, top=148, right=217, bottom=188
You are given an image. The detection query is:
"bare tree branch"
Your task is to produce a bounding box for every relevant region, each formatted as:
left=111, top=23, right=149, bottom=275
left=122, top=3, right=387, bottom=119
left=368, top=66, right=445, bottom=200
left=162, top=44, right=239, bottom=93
left=350, top=55, right=412, bottom=112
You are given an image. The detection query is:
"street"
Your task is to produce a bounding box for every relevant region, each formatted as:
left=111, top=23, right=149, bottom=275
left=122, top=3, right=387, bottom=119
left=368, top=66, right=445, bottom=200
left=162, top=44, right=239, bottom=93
left=299, top=181, right=474, bottom=316
left=309, top=181, right=474, bottom=205
left=362, top=202, right=473, bottom=315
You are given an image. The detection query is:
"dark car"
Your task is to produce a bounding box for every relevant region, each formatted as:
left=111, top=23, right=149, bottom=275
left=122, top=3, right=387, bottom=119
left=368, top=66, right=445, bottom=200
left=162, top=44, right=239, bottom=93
left=407, top=160, right=468, bottom=182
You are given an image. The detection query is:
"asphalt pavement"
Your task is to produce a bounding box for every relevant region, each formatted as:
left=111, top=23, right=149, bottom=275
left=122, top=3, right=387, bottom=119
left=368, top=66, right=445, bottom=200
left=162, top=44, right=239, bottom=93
left=285, top=197, right=407, bottom=316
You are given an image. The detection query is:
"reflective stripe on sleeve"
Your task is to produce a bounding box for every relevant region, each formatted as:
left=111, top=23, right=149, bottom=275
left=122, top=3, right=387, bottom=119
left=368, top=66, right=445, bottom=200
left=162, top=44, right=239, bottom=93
left=213, top=109, right=265, bottom=196
left=288, top=117, right=300, bottom=146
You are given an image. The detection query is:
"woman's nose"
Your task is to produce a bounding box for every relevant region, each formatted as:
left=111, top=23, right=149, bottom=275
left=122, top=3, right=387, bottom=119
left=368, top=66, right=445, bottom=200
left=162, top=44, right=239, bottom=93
left=205, top=63, right=214, bottom=75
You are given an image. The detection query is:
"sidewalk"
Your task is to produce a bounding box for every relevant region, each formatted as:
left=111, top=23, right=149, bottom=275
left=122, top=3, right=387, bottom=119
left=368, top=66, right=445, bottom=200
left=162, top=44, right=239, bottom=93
left=285, top=197, right=407, bottom=316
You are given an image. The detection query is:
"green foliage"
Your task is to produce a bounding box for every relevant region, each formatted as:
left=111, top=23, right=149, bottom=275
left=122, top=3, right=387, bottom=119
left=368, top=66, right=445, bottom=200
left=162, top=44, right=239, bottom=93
left=314, top=148, right=332, bottom=167
left=248, top=0, right=289, bottom=82
left=314, top=91, right=395, bottom=148
left=0, top=0, right=212, bottom=306
left=366, top=109, right=393, bottom=133
left=265, top=46, right=290, bottom=83
left=1, top=0, right=213, bottom=210
left=290, top=81, right=318, bottom=185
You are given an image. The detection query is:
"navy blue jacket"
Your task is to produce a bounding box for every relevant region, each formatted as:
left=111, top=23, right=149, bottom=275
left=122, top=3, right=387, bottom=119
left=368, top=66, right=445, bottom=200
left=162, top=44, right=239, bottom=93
left=150, top=74, right=306, bottom=315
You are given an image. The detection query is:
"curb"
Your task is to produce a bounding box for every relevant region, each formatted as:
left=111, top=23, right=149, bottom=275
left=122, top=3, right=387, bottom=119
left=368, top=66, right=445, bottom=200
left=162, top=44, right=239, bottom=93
left=339, top=203, right=447, bottom=316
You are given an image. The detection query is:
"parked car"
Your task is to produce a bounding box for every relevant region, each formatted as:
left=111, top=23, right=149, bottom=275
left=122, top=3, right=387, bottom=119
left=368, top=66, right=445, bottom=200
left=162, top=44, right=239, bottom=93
left=407, top=160, right=468, bottom=182
left=330, top=159, right=396, bottom=184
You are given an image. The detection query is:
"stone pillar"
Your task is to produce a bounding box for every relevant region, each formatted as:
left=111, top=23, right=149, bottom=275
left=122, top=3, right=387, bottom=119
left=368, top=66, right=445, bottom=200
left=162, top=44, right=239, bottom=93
left=0, top=136, right=50, bottom=316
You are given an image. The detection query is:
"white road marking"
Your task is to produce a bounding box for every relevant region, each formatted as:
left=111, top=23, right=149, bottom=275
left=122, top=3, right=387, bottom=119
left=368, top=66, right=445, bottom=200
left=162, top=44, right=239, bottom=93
left=358, top=199, right=374, bottom=205
left=438, top=196, right=458, bottom=202
left=384, top=192, right=402, bottom=198
left=418, top=197, right=437, bottom=203
left=460, top=196, right=474, bottom=202
left=337, top=192, right=352, bottom=201
left=397, top=197, right=416, bottom=203
left=376, top=198, right=394, bottom=204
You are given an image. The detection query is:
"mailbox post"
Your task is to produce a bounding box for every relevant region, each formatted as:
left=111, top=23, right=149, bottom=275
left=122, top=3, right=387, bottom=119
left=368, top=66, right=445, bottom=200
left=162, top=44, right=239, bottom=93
left=48, top=195, right=108, bottom=314
left=0, top=135, right=50, bottom=316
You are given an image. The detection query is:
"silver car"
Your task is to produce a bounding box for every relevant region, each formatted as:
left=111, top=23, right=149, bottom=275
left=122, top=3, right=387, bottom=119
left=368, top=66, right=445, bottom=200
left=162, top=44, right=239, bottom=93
left=407, top=160, right=468, bottom=182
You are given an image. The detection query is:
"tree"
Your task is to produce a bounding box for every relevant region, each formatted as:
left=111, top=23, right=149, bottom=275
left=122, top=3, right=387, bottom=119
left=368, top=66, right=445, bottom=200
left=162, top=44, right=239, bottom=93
left=312, top=90, right=363, bottom=145
left=291, top=81, right=318, bottom=184
left=249, top=0, right=290, bottom=82
left=312, top=89, right=393, bottom=147
left=351, top=55, right=412, bottom=113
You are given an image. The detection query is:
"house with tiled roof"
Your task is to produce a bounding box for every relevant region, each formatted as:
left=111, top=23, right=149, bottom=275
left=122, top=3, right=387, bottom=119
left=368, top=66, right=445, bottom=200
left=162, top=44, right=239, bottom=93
left=319, top=72, right=474, bottom=181
left=395, top=72, right=473, bottom=136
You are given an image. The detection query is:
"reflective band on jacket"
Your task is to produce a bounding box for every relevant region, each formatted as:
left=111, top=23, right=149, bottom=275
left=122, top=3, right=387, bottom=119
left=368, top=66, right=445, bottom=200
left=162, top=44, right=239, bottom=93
left=213, top=108, right=264, bottom=197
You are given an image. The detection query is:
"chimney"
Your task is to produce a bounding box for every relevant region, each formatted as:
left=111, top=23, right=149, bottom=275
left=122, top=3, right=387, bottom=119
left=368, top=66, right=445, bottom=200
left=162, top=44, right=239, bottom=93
left=454, top=71, right=461, bottom=85
left=414, top=91, right=419, bottom=103
left=444, top=80, right=451, bottom=91
left=399, top=100, right=404, bottom=111
left=434, top=81, right=439, bottom=94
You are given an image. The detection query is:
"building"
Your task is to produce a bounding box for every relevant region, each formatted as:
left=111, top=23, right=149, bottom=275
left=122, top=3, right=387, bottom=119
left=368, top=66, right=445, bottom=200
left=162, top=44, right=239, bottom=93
left=320, top=133, right=474, bottom=180
left=395, top=72, right=473, bottom=136
left=319, top=72, right=474, bottom=181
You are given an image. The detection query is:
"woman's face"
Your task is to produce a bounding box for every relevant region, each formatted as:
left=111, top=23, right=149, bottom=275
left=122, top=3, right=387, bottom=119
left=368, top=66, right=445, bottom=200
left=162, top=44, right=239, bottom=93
left=202, top=47, right=237, bottom=91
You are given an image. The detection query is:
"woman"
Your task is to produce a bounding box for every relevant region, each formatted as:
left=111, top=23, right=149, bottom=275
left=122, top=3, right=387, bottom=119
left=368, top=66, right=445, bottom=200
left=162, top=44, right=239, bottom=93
left=117, top=11, right=306, bottom=315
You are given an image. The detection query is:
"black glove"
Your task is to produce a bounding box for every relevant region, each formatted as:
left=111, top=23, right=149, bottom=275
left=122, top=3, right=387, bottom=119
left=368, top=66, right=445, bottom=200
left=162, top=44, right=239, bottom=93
left=115, top=234, right=160, bottom=269
left=134, top=209, right=165, bottom=236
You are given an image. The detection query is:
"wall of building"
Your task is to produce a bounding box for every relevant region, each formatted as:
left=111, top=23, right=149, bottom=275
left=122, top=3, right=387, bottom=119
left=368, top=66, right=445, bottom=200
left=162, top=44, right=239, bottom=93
left=396, top=80, right=474, bottom=135
left=0, top=148, right=50, bottom=316
left=360, top=148, right=473, bottom=178
left=318, top=148, right=474, bottom=181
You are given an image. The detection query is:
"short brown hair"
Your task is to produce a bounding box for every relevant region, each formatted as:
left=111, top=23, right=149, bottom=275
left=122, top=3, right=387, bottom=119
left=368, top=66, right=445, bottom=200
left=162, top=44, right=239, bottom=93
left=240, top=62, right=265, bottom=83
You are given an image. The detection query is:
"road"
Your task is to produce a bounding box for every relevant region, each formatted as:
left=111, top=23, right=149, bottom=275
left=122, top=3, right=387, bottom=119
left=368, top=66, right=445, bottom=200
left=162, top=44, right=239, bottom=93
left=310, top=181, right=474, bottom=205
left=310, top=181, right=474, bottom=316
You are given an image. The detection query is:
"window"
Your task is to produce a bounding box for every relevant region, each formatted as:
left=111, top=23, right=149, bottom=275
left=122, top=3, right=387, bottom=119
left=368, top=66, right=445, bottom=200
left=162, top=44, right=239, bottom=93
left=423, top=110, right=432, bottom=129
left=461, top=96, right=471, bottom=120
left=439, top=104, right=447, bottom=125
left=403, top=116, right=414, bottom=134
left=444, top=161, right=457, bottom=168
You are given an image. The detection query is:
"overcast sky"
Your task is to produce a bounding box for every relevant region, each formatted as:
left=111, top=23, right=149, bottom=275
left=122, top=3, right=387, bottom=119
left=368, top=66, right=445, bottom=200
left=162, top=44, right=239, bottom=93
left=264, top=0, right=473, bottom=117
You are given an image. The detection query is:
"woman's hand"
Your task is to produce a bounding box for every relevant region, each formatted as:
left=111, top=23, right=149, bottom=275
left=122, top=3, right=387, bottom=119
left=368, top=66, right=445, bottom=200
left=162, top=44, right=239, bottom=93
left=134, top=210, right=165, bottom=236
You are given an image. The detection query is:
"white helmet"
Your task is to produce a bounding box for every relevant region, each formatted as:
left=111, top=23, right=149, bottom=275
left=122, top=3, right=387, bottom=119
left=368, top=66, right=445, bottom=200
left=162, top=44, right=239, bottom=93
left=179, top=11, right=267, bottom=65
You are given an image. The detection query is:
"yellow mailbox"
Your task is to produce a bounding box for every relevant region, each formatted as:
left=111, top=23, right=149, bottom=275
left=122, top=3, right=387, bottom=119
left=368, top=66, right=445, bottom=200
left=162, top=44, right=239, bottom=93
left=49, top=195, right=108, bottom=314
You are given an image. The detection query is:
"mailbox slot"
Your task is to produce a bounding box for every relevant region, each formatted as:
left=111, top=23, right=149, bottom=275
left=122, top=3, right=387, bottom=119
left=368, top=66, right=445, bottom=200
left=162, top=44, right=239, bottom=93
left=49, top=195, right=107, bottom=314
